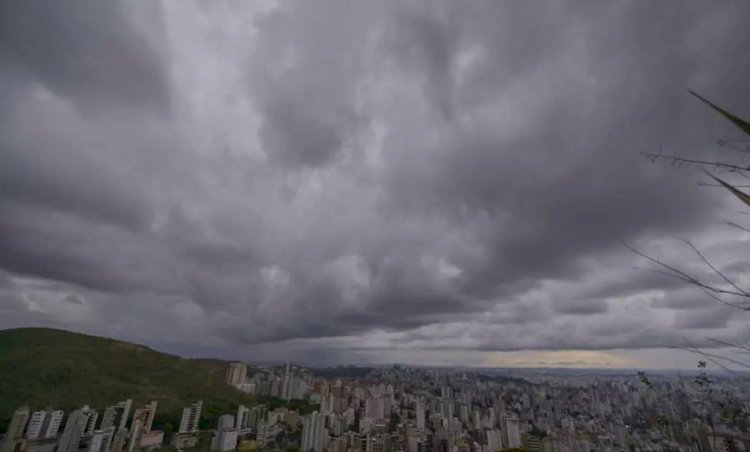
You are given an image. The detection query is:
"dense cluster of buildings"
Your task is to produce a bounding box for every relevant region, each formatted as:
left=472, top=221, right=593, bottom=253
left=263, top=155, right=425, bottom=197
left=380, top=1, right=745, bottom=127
left=4, top=363, right=750, bottom=452
left=0, top=398, right=202, bottom=452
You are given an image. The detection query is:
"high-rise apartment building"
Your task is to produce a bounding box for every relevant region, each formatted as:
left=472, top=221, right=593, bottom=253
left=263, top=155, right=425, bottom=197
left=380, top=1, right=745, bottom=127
left=236, top=405, right=250, bottom=430
left=225, top=362, right=247, bottom=387
left=26, top=409, right=63, bottom=440
left=58, top=406, right=96, bottom=452
left=127, top=401, right=159, bottom=452
left=282, top=363, right=292, bottom=401
left=179, top=401, right=203, bottom=434
left=416, top=399, right=426, bottom=430
left=100, top=399, right=132, bottom=431
left=26, top=411, right=46, bottom=440
left=301, top=411, right=326, bottom=452
left=502, top=417, right=521, bottom=449
left=486, top=429, right=502, bottom=452
left=84, top=410, right=98, bottom=435
left=89, top=427, right=115, bottom=452
left=131, top=401, right=158, bottom=433
left=0, top=407, right=29, bottom=452
left=211, top=429, right=238, bottom=451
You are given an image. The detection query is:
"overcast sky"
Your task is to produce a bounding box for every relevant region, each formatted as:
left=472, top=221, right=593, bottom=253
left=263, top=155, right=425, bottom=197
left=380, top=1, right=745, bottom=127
left=2, top=1, right=750, bottom=369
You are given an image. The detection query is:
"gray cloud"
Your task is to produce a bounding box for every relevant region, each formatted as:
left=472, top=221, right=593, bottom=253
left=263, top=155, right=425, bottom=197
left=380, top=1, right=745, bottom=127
left=0, top=1, right=168, bottom=112
left=1, top=0, right=750, bottom=366
left=61, top=295, right=84, bottom=305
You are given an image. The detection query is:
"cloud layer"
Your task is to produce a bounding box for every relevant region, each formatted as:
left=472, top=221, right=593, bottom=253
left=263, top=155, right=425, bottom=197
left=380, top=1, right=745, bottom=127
left=2, top=0, right=750, bottom=366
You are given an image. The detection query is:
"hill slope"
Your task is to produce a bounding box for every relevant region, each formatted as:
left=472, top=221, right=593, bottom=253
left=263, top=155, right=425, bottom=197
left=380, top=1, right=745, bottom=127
left=0, top=328, right=253, bottom=431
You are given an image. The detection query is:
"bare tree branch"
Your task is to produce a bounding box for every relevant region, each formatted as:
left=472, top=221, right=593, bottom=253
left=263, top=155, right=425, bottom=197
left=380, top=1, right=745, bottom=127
left=625, top=243, right=750, bottom=302
left=698, top=183, right=750, bottom=188
left=697, top=286, right=750, bottom=311
left=706, top=338, right=750, bottom=354
left=684, top=347, right=750, bottom=381
left=641, top=151, right=750, bottom=172
left=723, top=221, right=750, bottom=233
left=680, top=239, right=750, bottom=297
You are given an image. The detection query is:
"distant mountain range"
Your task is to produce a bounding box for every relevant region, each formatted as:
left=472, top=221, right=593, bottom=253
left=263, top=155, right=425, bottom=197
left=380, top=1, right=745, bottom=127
left=0, top=327, right=255, bottom=432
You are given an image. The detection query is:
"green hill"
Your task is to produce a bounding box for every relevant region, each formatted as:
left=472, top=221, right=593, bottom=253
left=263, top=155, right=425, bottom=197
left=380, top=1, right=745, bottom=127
left=0, top=328, right=254, bottom=432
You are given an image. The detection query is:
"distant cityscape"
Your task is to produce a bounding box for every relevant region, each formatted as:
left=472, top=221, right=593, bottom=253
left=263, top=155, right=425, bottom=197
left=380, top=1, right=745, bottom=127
left=2, top=363, right=749, bottom=452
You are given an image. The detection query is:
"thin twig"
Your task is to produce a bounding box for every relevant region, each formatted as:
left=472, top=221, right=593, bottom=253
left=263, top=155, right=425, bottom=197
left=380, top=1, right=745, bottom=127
left=684, top=348, right=750, bottom=370
left=685, top=348, right=750, bottom=380
left=699, top=183, right=750, bottom=188
left=681, top=239, right=750, bottom=297
left=724, top=222, right=750, bottom=233
left=625, top=244, right=750, bottom=301
left=641, top=152, right=750, bottom=172
left=706, top=338, right=750, bottom=354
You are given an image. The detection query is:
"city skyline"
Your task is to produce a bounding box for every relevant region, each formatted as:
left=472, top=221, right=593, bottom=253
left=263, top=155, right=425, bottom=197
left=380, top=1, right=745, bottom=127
left=2, top=1, right=750, bottom=369
left=4, top=362, right=750, bottom=452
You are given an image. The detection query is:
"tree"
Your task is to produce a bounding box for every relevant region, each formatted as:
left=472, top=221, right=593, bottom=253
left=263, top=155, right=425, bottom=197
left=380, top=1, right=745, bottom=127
left=636, top=90, right=750, bottom=377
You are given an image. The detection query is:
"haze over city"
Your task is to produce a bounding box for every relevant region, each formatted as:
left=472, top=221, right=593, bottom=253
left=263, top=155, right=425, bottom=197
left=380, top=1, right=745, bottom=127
left=2, top=1, right=750, bottom=369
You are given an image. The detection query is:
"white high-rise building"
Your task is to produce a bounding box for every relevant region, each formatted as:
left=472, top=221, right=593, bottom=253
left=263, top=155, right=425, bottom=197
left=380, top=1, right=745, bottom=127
left=179, top=401, right=203, bottom=434
left=127, top=401, right=159, bottom=452
left=45, top=410, right=64, bottom=439
left=211, top=414, right=239, bottom=451
left=26, top=409, right=64, bottom=440
left=26, top=411, right=46, bottom=440
left=365, top=397, right=385, bottom=421
left=225, top=363, right=247, bottom=387
left=84, top=410, right=98, bottom=435
left=131, top=401, right=158, bottom=434
left=101, top=399, right=132, bottom=431
left=26, top=410, right=54, bottom=440
left=486, top=429, right=502, bottom=452
left=217, top=415, right=235, bottom=430
left=502, top=417, right=521, bottom=449
left=88, top=427, right=115, bottom=452
left=282, top=363, right=292, bottom=401
left=321, top=394, right=334, bottom=415
left=58, top=406, right=96, bottom=452
left=416, top=399, right=425, bottom=430
left=236, top=405, right=250, bottom=430
left=211, top=429, right=238, bottom=451
left=301, top=411, right=326, bottom=452
left=0, top=407, right=29, bottom=452
left=290, top=377, right=309, bottom=400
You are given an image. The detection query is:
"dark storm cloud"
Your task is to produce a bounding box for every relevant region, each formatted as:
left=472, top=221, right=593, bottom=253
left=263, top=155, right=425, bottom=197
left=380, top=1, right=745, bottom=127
left=674, top=307, right=735, bottom=330
left=2, top=0, right=750, bottom=361
left=0, top=1, right=168, bottom=112
left=0, top=271, right=12, bottom=289
left=553, top=298, right=608, bottom=315
left=259, top=96, right=345, bottom=168
left=61, top=294, right=84, bottom=305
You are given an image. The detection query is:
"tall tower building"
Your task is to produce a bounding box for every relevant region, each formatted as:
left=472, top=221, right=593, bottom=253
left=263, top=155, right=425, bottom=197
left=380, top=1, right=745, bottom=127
left=89, top=427, right=115, bottom=452
left=282, top=363, right=292, bottom=402
left=58, top=406, right=96, bottom=452
left=127, top=401, right=159, bottom=452
left=99, top=399, right=133, bottom=451
left=301, top=411, right=326, bottom=452
left=84, top=410, right=98, bottom=435
left=43, top=410, right=64, bottom=439
left=179, top=401, right=203, bottom=434
left=236, top=405, right=250, bottom=430
left=486, top=429, right=502, bottom=452
left=26, top=410, right=49, bottom=440
left=225, top=363, right=247, bottom=387
left=131, top=401, right=158, bottom=433
left=100, top=399, right=132, bottom=431
left=0, top=407, right=29, bottom=452
left=502, top=417, right=521, bottom=449
left=416, top=399, right=426, bottom=431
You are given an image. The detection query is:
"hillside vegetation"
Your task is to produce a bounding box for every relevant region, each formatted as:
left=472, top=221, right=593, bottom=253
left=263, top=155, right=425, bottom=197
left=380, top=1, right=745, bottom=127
left=0, top=328, right=253, bottom=432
